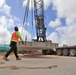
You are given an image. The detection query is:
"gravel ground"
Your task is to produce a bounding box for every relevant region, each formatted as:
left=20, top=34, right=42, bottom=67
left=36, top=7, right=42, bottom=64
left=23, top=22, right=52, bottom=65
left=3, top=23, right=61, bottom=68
left=0, top=54, right=76, bottom=75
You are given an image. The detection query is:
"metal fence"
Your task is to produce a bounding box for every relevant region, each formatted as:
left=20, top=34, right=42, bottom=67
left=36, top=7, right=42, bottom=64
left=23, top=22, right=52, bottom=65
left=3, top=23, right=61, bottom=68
left=0, top=44, right=26, bottom=54
left=0, top=44, right=9, bottom=52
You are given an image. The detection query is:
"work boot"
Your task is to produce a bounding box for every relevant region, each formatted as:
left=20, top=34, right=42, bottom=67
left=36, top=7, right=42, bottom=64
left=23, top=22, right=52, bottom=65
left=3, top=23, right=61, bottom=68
left=3, top=57, right=9, bottom=61
left=16, top=57, right=21, bottom=60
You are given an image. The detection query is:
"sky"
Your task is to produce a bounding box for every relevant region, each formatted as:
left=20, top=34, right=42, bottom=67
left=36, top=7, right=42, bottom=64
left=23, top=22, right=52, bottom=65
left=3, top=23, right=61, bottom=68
left=0, top=0, right=76, bottom=47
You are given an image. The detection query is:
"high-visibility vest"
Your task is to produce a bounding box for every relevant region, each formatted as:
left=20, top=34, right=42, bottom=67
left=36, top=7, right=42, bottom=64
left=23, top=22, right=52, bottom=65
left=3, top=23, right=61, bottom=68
left=11, top=31, right=18, bottom=41
left=53, top=48, right=56, bottom=52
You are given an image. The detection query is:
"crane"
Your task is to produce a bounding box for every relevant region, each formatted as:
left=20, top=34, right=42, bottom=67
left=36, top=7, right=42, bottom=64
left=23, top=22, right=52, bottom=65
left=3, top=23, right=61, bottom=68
left=22, top=0, right=46, bottom=42
left=34, top=0, right=46, bottom=42
left=17, top=0, right=58, bottom=54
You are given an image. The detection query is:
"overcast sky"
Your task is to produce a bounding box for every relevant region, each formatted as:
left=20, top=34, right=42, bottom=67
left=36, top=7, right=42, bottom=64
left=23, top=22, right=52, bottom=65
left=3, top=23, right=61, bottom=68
left=0, top=0, right=76, bottom=47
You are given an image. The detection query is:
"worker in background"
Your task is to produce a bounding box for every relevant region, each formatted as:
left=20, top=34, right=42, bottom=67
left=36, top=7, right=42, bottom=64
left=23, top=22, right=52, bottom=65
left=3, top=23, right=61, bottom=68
left=53, top=48, right=56, bottom=55
left=3, top=26, right=23, bottom=61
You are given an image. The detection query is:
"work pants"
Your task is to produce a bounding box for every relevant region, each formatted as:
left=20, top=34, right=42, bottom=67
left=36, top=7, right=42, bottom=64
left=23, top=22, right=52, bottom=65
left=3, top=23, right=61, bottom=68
left=5, top=41, right=19, bottom=58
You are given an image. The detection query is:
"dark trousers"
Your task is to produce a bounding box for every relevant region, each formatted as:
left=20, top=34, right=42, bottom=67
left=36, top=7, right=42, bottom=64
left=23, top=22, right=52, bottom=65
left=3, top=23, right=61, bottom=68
left=5, top=41, right=19, bottom=58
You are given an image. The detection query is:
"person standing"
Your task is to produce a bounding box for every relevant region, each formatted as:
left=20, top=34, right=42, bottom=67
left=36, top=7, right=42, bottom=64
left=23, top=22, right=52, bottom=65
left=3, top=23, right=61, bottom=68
left=3, top=26, right=23, bottom=61
left=53, top=48, right=56, bottom=55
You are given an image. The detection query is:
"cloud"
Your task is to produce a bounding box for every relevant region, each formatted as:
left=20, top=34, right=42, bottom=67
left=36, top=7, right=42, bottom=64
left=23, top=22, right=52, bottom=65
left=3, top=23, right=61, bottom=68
left=48, top=23, right=76, bottom=46
left=0, top=0, right=22, bottom=44
left=0, top=0, right=5, bottom=7
left=0, top=0, right=11, bottom=44
left=0, top=16, right=20, bottom=29
left=1, top=0, right=76, bottom=47
left=0, top=0, right=32, bottom=44
left=0, top=0, right=11, bottom=16
left=52, top=0, right=76, bottom=19
left=47, top=32, right=59, bottom=43
left=48, top=18, right=61, bottom=28
left=23, top=0, right=28, bottom=7
left=65, top=18, right=76, bottom=25
left=44, top=0, right=52, bottom=10
left=0, top=26, right=11, bottom=44
left=3, top=4, right=11, bottom=15
left=56, top=24, right=76, bottom=46
left=47, top=0, right=76, bottom=46
left=0, top=15, right=23, bottom=44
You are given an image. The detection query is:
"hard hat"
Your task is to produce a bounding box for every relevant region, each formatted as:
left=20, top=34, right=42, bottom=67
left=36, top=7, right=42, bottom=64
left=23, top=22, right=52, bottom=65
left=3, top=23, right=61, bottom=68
left=14, top=26, right=18, bottom=31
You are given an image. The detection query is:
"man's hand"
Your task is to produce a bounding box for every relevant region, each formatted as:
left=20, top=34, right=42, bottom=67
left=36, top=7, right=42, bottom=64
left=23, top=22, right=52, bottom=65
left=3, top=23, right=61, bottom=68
left=22, top=41, right=24, bottom=44
left=8, top=47, right=11, bottom=50
left=9, top=43, right=11, bottom=47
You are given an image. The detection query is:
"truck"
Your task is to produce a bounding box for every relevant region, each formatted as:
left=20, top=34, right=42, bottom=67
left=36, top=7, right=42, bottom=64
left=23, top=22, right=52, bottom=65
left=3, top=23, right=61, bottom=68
left=17, top=0, right=76, bottom=56
left=56, top=45, right=76, bottom=56
left=17, top=41, right=76, bottom=56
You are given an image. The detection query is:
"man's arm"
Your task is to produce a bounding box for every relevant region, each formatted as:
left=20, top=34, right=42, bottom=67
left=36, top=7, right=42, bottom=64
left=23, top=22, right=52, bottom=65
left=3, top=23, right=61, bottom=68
left=16, top=32, right=23, bottom=41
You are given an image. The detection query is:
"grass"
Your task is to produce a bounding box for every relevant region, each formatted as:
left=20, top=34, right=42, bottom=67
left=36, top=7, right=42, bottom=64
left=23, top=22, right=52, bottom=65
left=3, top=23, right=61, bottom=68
left=0, top=51, right=6, bottom=56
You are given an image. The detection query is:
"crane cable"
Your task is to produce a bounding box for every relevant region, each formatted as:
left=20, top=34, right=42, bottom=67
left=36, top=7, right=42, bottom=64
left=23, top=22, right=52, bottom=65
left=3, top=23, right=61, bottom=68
left=22, top=0, right=30, bottom=41
left=31, top=0, right=34, bottom=41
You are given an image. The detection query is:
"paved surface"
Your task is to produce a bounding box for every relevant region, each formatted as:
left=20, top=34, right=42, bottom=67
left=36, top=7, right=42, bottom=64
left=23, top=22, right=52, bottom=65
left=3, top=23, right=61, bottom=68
left=0, top=54, right=76, bottom=75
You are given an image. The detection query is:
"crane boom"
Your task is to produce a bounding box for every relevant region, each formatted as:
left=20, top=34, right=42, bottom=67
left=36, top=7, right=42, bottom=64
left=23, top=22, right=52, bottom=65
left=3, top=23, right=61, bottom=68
left=34, top=0, right=46, bottom=42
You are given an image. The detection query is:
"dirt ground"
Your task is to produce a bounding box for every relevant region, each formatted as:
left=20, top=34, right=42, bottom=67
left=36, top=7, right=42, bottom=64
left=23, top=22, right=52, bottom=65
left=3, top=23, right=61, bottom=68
left=0, top=52, right=75, bottom=60
left=0, top=53, right=76, bottom=75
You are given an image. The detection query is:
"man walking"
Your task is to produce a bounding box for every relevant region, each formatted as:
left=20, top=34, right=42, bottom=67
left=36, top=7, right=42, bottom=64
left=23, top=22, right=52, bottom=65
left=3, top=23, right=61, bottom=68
left=3, top=26, right=23, bottom=61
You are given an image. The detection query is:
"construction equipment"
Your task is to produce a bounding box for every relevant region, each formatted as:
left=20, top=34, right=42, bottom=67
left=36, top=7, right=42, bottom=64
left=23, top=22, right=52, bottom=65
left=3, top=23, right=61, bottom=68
left=34, top=0, right=46, bottom=42
left=56, top=45, right=76, bottom=56
left=17, top=0, right=76, bottom=56
left=17, top=0, right=58, bottom=54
